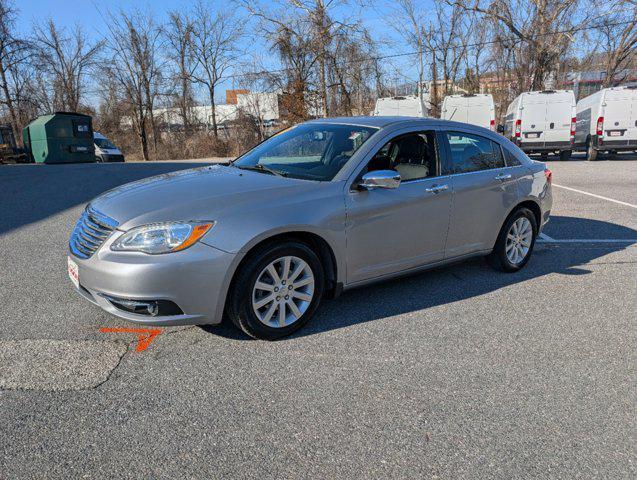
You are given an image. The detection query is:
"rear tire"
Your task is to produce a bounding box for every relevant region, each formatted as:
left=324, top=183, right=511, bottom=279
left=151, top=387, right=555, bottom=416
left=488, top=207, right=538, bottom=272
left=586, top=138, right=598, bottom=161
left=559, top=150, right=571, bottom=161
left=227, top=241, right=325, bottom=340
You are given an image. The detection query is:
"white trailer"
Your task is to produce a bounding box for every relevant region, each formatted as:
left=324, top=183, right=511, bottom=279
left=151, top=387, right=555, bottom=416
left=441, top=94, right=495, bottom=130
left=574, top=85, right=637, bottom=161
left=372, top=95, right=427, bottom=117
left=504, top=90, right=576, bottom=160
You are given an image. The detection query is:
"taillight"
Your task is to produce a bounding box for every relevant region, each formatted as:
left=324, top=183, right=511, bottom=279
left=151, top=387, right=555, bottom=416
left=544, top=168, right=552, bottom=184
left=570, top=117, right=576, bottom=136
left=596, top=116, right=604, bottom=136
left=515, top=119, right=521, bottom=137
left=490, top=119, right=495, bottom=131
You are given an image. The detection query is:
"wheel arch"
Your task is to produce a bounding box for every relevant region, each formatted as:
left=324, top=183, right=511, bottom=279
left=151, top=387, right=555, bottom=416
left=221, top=230, right=340, bottom=318
left=491, top=199, right=542, bottom=250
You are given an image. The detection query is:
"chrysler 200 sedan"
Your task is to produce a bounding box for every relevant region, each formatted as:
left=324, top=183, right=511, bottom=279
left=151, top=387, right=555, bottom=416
left=68, top=117, right=552, bottom=339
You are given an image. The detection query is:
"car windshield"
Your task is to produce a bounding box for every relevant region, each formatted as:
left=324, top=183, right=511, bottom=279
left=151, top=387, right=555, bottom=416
left=94, top=137, right=117, bottom=149
left=233, top=123, right=378, bottom=181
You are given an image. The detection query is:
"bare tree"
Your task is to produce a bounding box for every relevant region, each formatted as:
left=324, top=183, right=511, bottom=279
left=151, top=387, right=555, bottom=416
left=391, top=0, right=428, bottom=112
left=450, top=0, right=584, bottom=91
left=105, top=10, right=162, bottom=161
left=164, top=11, right=196, bottom=135
left=33, top=19, right=102, bottom=112
left=190, top=0, right=244, bottom=137
left=594, top=0, right=637, bottom=86
left=0, top=0, right=31, bottom=142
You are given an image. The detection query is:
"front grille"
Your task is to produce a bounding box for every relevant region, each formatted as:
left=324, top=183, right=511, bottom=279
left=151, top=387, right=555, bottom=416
left=69, top=206, right=119, bottom=259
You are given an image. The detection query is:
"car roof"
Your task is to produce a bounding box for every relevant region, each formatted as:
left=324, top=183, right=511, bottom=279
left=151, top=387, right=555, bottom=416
left=306, top=116, right=476, bottom=129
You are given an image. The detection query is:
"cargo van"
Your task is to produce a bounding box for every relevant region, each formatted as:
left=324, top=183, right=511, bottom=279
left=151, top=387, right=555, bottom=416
left=373, top=95, right=427, bottom=117
left=574, top=86, right=637, bottom=161
left=504, top=90, right=576, bottom=160
left=94, top=132, right=125, bottom=162
left=441, top=93, right=495, bottom=130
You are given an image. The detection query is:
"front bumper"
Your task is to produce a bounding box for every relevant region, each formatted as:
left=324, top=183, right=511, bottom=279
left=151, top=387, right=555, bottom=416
left=69, top=236, right=235, bottom=326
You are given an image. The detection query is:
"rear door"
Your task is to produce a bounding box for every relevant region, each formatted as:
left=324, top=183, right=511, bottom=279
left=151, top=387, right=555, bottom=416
left=543, top=95, right=572, bottom=145
left=443, top=130, right=520, bottom=258
left=466, top=101, right=490, bottom=129
left=604, top=89, right=633, bottom=144
left=520, top=97, right=547, bottom=146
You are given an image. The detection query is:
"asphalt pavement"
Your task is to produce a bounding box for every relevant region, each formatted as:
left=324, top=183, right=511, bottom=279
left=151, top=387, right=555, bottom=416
left=1, top=155, right=635, bottom=479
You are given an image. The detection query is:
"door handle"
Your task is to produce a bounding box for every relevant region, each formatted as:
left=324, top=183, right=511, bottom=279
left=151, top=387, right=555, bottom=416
left=495, top=173, right=512, bottom=181
left=425, top=184, right=449, bottom=193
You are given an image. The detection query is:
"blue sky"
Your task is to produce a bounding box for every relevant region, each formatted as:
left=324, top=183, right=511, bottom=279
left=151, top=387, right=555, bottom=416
left=16, top=0, right=426, bottom=105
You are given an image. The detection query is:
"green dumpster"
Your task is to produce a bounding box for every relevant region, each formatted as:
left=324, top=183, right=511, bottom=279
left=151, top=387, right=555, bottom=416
left=22, top=112, right=95, bottom=164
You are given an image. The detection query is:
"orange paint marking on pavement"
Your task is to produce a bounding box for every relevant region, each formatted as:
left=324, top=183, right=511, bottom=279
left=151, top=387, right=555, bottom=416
left=100, top=327, right=163, bottom=352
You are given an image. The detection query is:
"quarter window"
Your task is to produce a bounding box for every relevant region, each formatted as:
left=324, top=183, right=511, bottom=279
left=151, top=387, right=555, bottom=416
left=365, top=131, right=438, bottom=181
left=446, top=132, right=504, bottom=173
left=502, top=146, right=522, bottom=166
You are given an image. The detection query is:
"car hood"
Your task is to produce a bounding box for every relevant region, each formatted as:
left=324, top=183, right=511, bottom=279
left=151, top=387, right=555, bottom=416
left=90, top=164, right=322, bottom=230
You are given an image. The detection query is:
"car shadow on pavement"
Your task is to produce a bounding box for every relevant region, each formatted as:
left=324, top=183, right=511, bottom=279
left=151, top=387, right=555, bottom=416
left=0, top=162, right=211, bottom=236
left=203, top=216, right=636, bottom=341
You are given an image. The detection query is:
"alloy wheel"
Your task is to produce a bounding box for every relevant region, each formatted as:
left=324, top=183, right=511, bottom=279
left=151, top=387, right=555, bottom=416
left=252, top=256, right=315, bottom=328
left=505, top=217, right=533, bottom=265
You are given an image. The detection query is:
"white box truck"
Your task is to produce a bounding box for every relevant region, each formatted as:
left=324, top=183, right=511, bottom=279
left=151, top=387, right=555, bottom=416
left=441, top=93, right=495, bottom=130
left=504, top=90, right=576, bottom=160
left=574, top=85, right=637, bottom=161
left=372, top=95, right=427, bottom=117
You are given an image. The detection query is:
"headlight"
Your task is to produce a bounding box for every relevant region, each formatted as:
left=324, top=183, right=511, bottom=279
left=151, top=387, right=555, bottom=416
left=111, top=222, right=214, bottom=254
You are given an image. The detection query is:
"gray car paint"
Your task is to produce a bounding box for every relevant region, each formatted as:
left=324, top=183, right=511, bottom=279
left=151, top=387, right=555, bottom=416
left=69, top=117, right=552, bottom=326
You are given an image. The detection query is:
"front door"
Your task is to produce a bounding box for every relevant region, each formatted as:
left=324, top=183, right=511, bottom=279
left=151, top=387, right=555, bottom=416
left=345, top=131, right=452, bottom=284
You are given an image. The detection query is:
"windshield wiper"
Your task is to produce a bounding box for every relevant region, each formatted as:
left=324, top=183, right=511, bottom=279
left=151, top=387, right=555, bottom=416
left=237, top=164, right=287, bottom=177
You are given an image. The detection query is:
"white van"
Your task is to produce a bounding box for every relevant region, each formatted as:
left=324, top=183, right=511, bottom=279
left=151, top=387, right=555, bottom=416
left=93, top=132, right=124, bottom=162
left=574, top=86, right=637, bottom=161
left=504, top=90, right=576, bottom=160
left=441, top=94, right=495, bottom=130
left=373, top=95, right=427, bottom=117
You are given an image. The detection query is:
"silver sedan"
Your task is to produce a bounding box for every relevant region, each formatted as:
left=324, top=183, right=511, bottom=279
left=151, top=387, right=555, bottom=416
left=68, top=117, right=552, bottom=339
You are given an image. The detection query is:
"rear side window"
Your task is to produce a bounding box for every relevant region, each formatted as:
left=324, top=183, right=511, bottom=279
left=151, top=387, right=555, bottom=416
left=502, top=146, right=522, bottom=166
left=446, top=131, right=504, bottom=173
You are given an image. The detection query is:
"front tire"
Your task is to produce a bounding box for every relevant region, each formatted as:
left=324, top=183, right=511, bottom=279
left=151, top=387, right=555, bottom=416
left=227, top=241, right=325, bottom=340
left=488, top=207, right=538, bottom=272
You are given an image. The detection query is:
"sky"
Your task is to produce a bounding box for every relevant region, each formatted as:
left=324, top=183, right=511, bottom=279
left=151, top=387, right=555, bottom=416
left=15, top=0, right=428, bottom=105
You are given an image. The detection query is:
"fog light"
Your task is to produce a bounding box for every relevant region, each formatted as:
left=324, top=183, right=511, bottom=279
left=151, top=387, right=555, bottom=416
left=146, top=302, right=159, bottom=316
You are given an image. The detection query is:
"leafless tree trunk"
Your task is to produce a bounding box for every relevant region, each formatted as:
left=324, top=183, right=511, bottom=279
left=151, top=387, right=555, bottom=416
left=105, top=10, right=162, bottom=161
left=165, top=11, right=196, bottom=135
left=33, top=19, right=102, bottom=112
left=0, top=0, right=30, bottom=143
left=594, top=0, right=637, bottom=87
left=190, top=0, right=243, bottom=138
left=450, top=0, right=584, bottom=91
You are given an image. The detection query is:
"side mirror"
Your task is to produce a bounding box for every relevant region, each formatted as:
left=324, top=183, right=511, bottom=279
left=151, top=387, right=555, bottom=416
left=496, top=124, right=505, bottom=134
left=359, top=170, right=401, bottom=190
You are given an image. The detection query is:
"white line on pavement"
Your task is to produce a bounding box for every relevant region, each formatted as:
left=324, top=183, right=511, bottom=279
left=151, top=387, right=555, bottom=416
left=553, top=184, right=637, bottom=209
left=538, top=238, right=637, bottom=244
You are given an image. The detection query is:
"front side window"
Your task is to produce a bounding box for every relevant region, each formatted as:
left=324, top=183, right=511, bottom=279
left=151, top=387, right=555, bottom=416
left=446, top=131, right=504, bottom=173
left=234, top=123, right=377, bottom=181
left=364, top=131, right=438, bottom=181
left=94, top=138, right=117, bottom=149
